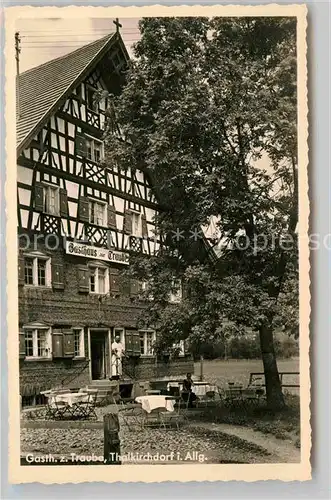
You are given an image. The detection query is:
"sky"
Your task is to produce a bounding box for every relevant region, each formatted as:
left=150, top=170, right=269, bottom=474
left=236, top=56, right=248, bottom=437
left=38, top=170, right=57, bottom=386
left=16, top=17, right=141, bottom=72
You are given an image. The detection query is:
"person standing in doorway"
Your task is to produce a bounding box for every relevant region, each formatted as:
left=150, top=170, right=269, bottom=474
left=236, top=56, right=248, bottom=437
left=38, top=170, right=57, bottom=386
left=111, top=334, right=125, bottom=380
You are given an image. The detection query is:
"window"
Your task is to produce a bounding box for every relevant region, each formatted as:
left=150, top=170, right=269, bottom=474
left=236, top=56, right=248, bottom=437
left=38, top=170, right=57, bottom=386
left=73, top=329, right=84, bottom=357
left=86, top=86, right=98, bottom=111
left=169, top=280, right=182, bottom=303
left=43, top=183, right=60, bottom=216
left=24, top=328, right=51, bottom=359
left=139, top=330, right=156, bottom=355
left=24, top=256, right=51, bottom=287
left=131, top=211, right=142, bottom=237
left=141, top=281, right=154, bottom=301
left=89, top=199, right=106, bottom=226
left=113, top=328, right=125, bottom=346
left=173, top=340, right=185, bottom=356
left=86, top=137, right=103, bottom=163
left=89, top=266, right=109, bottom=294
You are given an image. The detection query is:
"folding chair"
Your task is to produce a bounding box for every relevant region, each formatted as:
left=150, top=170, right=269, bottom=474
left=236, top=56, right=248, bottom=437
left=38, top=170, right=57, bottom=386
left=72, top=390, right=98, bottom=420
left=160, top=397, right=184, bottom=430
left=142, top=408, right=162, bottom=428
left=224, top=384, right=246, bottom=409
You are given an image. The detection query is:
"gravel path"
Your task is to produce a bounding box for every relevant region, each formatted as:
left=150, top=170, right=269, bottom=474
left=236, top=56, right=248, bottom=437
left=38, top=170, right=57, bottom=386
left=20, top=404, right=296, bottom=465
left=187, top=422, right=301, bottom=463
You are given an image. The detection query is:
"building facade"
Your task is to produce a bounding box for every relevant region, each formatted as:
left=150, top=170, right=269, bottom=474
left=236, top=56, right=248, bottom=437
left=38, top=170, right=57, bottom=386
left=17, top=32, right=193, bottom=404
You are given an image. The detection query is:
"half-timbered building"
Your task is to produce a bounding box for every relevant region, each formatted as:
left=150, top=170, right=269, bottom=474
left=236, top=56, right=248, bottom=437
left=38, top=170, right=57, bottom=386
left=17, top=31, right=193, bottom=405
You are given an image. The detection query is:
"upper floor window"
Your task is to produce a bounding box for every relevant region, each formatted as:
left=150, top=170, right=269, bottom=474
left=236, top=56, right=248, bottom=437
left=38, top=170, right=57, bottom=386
left=139, top=330, right=156, bottom=355
left=86, top=86, right=98, bottom=111
left=89, top=265, right=109, bottom=294
left=89, top=199, right=106, bottom=226
left=43, top=183, right=60, bottom=216
left=24, top=255, right=51, bottom=287
left=131, top=211, right=142, bottom=237
left=86, top=137, right=103, bottom=163
left=24, top=327, right=51, bottom=359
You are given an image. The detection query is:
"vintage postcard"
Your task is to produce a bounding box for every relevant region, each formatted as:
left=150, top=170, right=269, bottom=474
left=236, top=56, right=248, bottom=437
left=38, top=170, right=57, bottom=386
left=5, top=4, right=310, bottom=483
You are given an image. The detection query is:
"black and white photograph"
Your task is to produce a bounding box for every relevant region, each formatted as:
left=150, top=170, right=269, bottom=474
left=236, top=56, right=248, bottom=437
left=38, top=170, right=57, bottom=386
left=6, top=5, right=310, bottom=483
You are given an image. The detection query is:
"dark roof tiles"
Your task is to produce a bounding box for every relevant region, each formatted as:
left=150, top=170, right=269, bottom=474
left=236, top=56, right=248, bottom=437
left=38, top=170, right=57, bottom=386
left=16, top=32, right=116, bottom=149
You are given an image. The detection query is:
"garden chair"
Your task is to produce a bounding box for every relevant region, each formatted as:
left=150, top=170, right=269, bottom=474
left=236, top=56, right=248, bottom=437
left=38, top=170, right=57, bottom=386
left=72, top=389, right=98, bottom=420
left=196, top=390, right=217, bottom=408
left=224, top=384, right=247, bottom=409
left=142, top=407, right=163, bottom=428
left=110, top=392, right=144, bottom=429
left=159, top=397, right=184, bottom=430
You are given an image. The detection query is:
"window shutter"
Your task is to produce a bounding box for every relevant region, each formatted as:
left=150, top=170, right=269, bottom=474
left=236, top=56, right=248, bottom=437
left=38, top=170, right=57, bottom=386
left=34, top=183, right=44, bottom=212
left=107, top=205, right=117, bottom=230
left=78, top=266, right=89, bottom=293
left=18, top=256, right=25, bottom=286
left=141, top=214, right=148, bottom=238
left=52, top=332, right=63, bottom=358
left=109, top=269, right=120, bottom=293
left=75, top=132, right=87, bottom=157
left=130, top=279, right=139, bottom=296
left=125, top=331, right=133, bottom=356
left=78, top=196, right=89, bottom=222
left=123, top=210, right=133, bottom=235
left=132, top=332, right=141, bottom=356
left=59, top=188, right=69, bottom=217
left=19, top=331, right=25, bottom=359
left=52, top=263, right=64, bottom=290
left=63, top=329, right=74, bottom=358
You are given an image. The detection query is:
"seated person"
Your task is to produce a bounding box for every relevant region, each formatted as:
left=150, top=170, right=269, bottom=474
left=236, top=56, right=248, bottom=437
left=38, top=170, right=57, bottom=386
left=181, top=373, right=198, bottom=408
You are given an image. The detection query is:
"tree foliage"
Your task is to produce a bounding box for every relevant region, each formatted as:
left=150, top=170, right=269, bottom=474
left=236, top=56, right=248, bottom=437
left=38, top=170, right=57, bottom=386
left=104, top=17, right=298, bottom=408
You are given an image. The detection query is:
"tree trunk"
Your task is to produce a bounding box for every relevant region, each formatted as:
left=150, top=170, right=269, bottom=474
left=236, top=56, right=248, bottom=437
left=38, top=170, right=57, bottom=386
left=259, top=323, right=285, bottom=410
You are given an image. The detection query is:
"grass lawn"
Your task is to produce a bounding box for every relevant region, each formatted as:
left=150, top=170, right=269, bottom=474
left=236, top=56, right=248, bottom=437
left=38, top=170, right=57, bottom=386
left=194, top=357, right=299, bottom=393
left=193, top=358, right=300, bottom=446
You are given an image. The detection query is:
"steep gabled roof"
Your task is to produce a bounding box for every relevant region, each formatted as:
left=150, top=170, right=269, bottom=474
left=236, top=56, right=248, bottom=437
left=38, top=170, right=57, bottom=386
left=16, top=32, right=128, bottom=154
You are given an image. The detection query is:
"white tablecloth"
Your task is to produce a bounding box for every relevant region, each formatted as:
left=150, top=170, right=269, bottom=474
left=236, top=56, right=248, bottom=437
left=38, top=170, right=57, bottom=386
left=167, top=382, right=218, bottom=397
left=48, top=392, right=89, bottom=407
left=135, top=395, right=174, bottom=413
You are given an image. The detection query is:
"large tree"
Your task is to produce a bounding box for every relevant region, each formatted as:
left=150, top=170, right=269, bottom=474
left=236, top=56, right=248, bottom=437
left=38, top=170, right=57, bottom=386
left=104, top=17, right=298, bottom=410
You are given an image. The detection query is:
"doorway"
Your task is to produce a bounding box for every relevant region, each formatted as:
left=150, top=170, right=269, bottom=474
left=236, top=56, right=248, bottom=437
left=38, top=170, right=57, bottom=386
left=90, top=330, right=108, bottom=380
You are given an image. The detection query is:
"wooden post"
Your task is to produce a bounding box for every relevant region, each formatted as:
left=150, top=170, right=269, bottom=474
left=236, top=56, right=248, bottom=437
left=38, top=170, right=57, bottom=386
left=103, top=413, right=121, bottom=464
left=200, top=355, right=204, bottom=381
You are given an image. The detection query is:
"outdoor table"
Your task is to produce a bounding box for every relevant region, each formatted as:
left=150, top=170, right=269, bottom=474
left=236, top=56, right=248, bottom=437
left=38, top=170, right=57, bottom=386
left=48, top=392, right=89, bottom=407
left=135, top=395, right=175, bottom=413
left=167, top=381, right=219, bottom=398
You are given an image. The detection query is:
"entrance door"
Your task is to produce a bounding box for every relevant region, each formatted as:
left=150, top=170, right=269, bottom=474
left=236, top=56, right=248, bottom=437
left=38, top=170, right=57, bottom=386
left=90, top=331, right=107, bottom=380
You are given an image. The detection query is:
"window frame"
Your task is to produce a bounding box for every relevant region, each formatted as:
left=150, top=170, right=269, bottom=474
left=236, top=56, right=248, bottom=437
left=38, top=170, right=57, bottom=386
left=139, top=330, right=156, bottom=356
left=88, top=263, right=109, bottom=295
left=23, top=326, right=52, bottom=360
left=42, top=182, right=60, bottom=216
left=169, top=279, right=183, bottom=303
left=73, top=328, right=85, bottom=358
left=85, top=135, right=104, bottom=163
left=23, top=254, right=51, bottom=288
left=88, top=197, right=107, bottom=226
left=131, top=210, right=142, bottom=237
left=86, top=85, right=98, bottom=112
